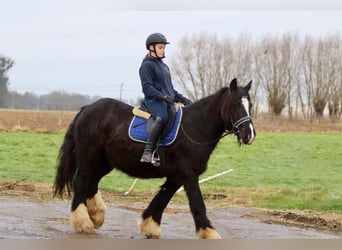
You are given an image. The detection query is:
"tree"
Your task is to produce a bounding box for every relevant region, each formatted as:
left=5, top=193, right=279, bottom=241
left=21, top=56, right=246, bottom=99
left=299, top=36, right=315, bottom=118
left=0, top=55, right=14, bottom=107
left=301, top=36, right=332, bottom=118
left=313, top=38, right=330, bottom=117
left=325, top=33, right=342, bottom=119
left=171, top=33, right=224, bottom=101
left=254, top=34, right=297, bottom=116
left=171, top=33, right=255, bottom=102
left=283, top=33, right=301, bottom=119
left=171, top=32, right=342, bottom=120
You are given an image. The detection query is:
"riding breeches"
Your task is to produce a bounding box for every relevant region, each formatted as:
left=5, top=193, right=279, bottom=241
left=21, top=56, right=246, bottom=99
left=143, top=97, right=169, bottom=125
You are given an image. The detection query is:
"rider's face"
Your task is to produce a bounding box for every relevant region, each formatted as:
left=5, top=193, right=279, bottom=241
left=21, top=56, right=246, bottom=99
left=150, top=43, right=166, bottom=58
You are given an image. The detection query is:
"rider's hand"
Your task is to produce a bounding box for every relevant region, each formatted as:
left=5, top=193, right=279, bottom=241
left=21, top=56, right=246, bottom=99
left=162, top=95, right=174, bottom=105
left=182, top=98, right=193, bottom=106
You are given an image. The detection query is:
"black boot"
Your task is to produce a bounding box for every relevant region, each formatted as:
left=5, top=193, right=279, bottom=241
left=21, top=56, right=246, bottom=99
left=140, top=117, right=163, bottom=163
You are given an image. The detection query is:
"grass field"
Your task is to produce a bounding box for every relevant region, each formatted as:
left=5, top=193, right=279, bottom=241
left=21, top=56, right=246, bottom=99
left=0, top=130, right=341, bottom=214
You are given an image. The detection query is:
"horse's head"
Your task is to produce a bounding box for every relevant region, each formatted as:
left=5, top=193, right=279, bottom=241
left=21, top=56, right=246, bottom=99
left=222, top=78, right=256, bottom=145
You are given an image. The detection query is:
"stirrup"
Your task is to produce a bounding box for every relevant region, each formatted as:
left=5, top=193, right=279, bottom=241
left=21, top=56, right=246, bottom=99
left=151, top=150, right=160, bottom=167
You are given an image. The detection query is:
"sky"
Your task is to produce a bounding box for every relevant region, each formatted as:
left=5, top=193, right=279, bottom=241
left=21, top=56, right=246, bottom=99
left=1, top=0, right=342, bottom=102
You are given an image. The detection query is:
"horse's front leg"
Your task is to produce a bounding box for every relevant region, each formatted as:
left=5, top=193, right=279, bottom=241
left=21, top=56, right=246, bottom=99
left=183, top=177, right=221, bottom=239
left=140, top=179, right=181, bottom=239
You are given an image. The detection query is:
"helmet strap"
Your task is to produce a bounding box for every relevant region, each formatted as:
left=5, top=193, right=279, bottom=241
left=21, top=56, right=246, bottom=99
left=148, top=44, right=165, bottom=59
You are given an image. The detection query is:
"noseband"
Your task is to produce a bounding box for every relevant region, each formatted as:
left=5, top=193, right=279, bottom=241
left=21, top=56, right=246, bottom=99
left=231, top=116, right=252, bottom=135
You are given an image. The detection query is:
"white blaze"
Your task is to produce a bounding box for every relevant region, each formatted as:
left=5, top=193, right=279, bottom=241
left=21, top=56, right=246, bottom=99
left=242, top=97, right=250, bottom=116
left=242, top=97, right=255, bottom=143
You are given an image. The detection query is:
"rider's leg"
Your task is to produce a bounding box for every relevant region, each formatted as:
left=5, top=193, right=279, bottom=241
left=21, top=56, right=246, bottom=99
left=140, top=98, right=169, bottom=163
left=140, top=116, right=163, bottom=163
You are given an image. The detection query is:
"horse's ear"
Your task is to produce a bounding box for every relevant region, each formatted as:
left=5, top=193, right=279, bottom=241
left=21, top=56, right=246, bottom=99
left=245, top=80, right=252, bottom=92
left=229, top=78, right=238, bottom=91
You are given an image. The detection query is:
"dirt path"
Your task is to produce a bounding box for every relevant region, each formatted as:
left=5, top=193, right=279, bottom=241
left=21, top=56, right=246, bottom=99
left=0, top=196, right=340, bottom=239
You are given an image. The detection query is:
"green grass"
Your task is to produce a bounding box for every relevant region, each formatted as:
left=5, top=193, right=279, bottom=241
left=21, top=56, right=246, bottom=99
left=206, top=133, right=342, bottom=212
left=0, top=131, right=341, bottom=213
left=0, top=132, right=62, bottom=183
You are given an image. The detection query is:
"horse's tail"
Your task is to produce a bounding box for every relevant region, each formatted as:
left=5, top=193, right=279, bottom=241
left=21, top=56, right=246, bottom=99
left=53, top=106, right=86, bottom=198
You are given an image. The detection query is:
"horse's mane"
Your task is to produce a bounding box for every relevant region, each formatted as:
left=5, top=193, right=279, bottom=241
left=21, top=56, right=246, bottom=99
left=190, top=87, right=228, bottom=107
left=191, top=87, right=229, bottom=116
left=183, top=87, right=230, bottom=130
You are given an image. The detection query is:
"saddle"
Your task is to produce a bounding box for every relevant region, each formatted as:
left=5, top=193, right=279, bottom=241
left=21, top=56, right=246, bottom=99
left=129, top=102, right=183, bottom=146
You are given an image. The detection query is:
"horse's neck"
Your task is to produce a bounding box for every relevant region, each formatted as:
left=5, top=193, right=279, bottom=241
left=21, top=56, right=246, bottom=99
left=183, top=98, right=225, bottom=142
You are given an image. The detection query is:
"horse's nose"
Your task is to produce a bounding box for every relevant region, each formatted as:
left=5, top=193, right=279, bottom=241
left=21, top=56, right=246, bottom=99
left=247, top=133, right=255, bottom=144
left=245, top=134, right=251, bottom=144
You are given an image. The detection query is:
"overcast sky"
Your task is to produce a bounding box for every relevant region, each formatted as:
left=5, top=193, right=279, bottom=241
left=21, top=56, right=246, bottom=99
left=1, top=0, right=342, bottom=102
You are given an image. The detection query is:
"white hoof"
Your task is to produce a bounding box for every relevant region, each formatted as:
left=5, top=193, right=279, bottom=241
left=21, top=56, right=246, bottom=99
left=197, top=227, right=222, bottom=239
left=139, top=216, right=161, bottom=239
left=70, top=203, right=95, bottom=233
left=86, top=192, right=106, bottom=228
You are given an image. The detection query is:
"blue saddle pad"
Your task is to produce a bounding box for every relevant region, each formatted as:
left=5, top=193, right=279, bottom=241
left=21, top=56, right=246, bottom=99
left=128, top=108, right=183, bottom=146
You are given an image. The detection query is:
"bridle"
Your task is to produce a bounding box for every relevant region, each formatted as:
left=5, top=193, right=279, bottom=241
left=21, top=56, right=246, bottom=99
left=231, top=115, right=252, bottom=135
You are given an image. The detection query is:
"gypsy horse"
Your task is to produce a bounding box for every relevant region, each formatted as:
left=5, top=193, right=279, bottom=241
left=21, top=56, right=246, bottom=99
left=53, top=78, right=256, bottom=239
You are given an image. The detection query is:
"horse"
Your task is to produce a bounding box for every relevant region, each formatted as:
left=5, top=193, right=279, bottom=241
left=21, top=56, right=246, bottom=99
left=53, top=78, right=256, bottom=239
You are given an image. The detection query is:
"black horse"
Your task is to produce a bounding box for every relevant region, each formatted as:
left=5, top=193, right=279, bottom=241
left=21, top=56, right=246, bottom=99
left=53, top=78, right=256, bottom=239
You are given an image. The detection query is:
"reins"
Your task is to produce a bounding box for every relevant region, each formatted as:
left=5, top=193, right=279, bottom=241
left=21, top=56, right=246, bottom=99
left=180, top=115, right=252, bottom=145
left=180, top=125, right=233, bottom=146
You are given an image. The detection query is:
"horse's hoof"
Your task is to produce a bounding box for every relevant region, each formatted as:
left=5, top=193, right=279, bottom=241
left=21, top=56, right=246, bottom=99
left=86, top=192, right=106, bottom=229
left=197, top=227, right=222, bottom=239
left=70, top=203, right=95, bottom=234
left=139, top=216, right=161, bottom=239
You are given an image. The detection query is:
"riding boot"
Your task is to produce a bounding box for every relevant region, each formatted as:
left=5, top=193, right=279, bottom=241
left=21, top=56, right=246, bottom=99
left=140, top=117, right=163, bottom=163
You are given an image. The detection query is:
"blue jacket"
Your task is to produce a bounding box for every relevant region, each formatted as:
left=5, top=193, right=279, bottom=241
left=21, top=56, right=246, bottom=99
left=139, top=56, right=185, bottom=102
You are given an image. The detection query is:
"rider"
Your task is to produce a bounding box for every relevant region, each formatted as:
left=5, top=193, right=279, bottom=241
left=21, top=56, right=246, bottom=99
left=139, top=32, right=192, bottom=163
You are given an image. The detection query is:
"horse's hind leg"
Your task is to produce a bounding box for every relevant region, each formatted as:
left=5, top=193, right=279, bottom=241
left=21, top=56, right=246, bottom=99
left=70, top=175, right=95, bottom=233
left=83, top=162, right=112, bottom=229
left=85, top=180, right=107, bottom=229
left=70, top=151, right=112, bottom=233
left=70, top=176, right=107, bottom=233
left=140, top=179, right=181, bottom=239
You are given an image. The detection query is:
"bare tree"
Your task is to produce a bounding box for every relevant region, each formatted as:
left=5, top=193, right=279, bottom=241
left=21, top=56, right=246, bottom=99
left=306, top=37, right=332, bottom=118
left=171, top=32, right=341, bottom=121
left=254, top=34, right=295, bottom=116
left=299, top=36, right=315, bottom=118
left=300, top=34, right=340, bottom=119
left=325, top=33, right=342, bottom=119
left=313, top=38, right=330, bottom=117
left=172, top=33, right=254, bottom=102
left=172, top=33, right=219, bottom=101
left=284, top=33, right=301, bottom=119
left=0, top=55, right=14, bottom=107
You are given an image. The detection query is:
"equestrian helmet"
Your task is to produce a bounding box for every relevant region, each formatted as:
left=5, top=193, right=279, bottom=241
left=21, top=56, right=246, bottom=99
left=146, top=33, right=170, bottom=50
